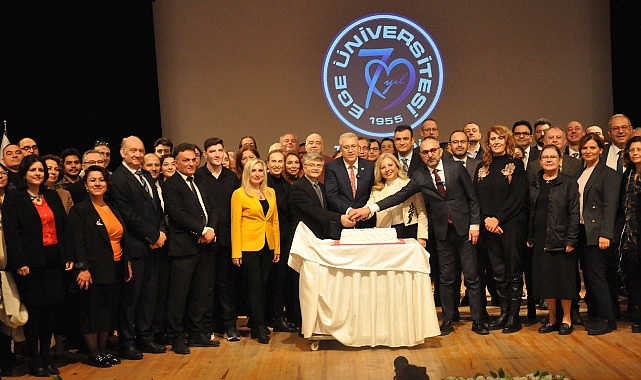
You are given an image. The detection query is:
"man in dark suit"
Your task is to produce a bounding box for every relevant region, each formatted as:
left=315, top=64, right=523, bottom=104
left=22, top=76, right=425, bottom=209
left=394, top=125, right=422, bottom=177
left=163, top=143, right=219, bottom=354
left=601, top=113, right=633, bottom=175
left=527, top=126, right=582, bottom=183
left=110, top=136, right=167, bottom=359
left=351, top=137, right=489, bottom=336
left=448, top=130, right=481, bottom=179
left=290, top=153, right=356, bottom=239
left=195, top=137, right=242, bottom=342
left=512, top=120, right=539, bottom=170
left=324, top=132, right=375, bottom=238
left=67, top=149, right=108, bottom=204
left=464, top=123, right=484, bottom=159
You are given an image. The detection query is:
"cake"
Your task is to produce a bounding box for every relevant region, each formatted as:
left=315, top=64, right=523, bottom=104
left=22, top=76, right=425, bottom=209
left=339, top=227, right=398, bottom=244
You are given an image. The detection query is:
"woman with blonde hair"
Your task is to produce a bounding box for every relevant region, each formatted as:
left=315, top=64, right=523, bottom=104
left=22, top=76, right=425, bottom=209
left=366, top=153, right=428, bottom=246
left=231, top=158, right=280, bottom=344
left=473, top=125, right=529, bottom=334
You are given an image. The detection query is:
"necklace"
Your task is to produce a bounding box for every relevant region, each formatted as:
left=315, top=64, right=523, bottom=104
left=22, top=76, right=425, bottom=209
left=253, top=188, right=265, bottom=200
left=29, top=192, right=42, bottom=202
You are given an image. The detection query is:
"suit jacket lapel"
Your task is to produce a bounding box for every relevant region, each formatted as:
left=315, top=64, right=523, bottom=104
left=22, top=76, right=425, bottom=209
left=126, top=168, right=154, bottom=203
left=87, top=202, right=111, bottom=247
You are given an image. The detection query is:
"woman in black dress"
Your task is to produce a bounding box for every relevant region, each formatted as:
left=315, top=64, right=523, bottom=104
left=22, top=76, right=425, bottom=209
left=473, top=125, right=529, bottom=334
left=527, top=145, right=580, bottom=335
left=69, top=166, right=132, bottom=367
left=2, top=155, right=74, bottom=377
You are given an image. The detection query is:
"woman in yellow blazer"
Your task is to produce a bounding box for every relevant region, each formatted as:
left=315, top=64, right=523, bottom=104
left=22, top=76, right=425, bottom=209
left=231, top=158, right=280, bottom=344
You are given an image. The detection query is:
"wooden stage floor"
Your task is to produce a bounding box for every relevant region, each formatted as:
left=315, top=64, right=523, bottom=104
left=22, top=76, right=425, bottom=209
left=4, top=299, right=641, bottom=379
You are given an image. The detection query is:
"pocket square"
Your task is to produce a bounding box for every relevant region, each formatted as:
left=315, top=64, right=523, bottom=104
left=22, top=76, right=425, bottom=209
left=96, top=219, right=104, bottom=226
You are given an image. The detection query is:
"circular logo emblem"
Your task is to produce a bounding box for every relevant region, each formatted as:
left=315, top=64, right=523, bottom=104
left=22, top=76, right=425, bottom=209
left=322, top=14, right=444, bottom=138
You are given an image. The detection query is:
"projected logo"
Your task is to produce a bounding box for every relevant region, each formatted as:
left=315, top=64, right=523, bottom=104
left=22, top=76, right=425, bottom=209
left=322, top=14, right=443, bottom=138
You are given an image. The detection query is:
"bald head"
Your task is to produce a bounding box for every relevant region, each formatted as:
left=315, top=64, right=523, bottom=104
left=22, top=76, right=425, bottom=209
left=120, top=136, right=146, bottom=170
left=305, top=133, right=324, bottom=154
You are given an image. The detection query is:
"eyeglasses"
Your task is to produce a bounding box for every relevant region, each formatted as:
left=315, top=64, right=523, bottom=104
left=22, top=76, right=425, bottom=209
left=359, top=146, right=370, bottom=151
left=610, top=125, right=631, bottom=132
left=341, top=144, right=358, bottom=151
left=0, top=171, right=7, bottom=176
left=21, top=145, right=38, bottom=152
left=305, top=163, right=323, bottom=169
left=420, top=148, right=440, bottom=155
left=84, top=160, right=105, bottom=165
left=513, top=132, right=531, bottom=137
left=94, top=140, right=110, bottom=147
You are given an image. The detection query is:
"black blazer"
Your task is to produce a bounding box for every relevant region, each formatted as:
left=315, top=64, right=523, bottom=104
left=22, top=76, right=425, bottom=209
left=289, top=176, right=343, bottom=240
left=577, top=161, right=621, bottom=246
left=377, top=159, right=480, bottom=241
left=69, top=198, right=128, bottom=284
left=194, top=165, right=239, bottom=248
left=2, top=189, right=70, bottom=270
left=398, top=150, right=422, bottom=178
left=527, top=153, right=582, bottom=184
left=110, top=164, right=166, bottom=258
left=163, top=172, right=218, bottom=257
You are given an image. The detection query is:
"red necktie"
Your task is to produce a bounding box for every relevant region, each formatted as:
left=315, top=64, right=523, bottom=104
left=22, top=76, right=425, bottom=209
left=349, top=165, right=356, bottom=198
left=433, top=169, right=452, bottom=223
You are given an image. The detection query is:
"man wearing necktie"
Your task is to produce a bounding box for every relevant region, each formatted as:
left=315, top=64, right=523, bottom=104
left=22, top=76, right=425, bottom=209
left=350, top=137, right=489, bottom=336
left=110, top=136, right=168, bottom=359
left=601, top=114, right=633, bottom=175
left=163, top=143, right=220, bottom=354
left=324, top=132, right=375, bottom=238
left=565, top=120, right=585, bottom=159
left=394, top=125, right=421, bottom=177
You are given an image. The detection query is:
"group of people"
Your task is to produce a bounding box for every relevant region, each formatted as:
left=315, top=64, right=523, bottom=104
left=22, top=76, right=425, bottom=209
left=0, top=113, right=638, bottom=377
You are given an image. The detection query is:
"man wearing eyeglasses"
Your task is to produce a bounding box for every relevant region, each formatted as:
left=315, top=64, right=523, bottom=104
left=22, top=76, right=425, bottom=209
left=602, top=113, right=633, bottom=174
left=66, top=149, right=107, bottom=203
left=18, top=137, right=39, bottom=156
left=324, top=132, right=375, bottom=238
left=350, top=137, right=488, bottom=336
left=512, top=120, right=538, bottom=169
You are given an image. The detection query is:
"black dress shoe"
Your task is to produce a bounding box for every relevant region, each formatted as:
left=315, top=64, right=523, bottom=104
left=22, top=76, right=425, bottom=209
left=139, top=341, right=167, bottom=353
left=225, top=327, right=241, bottom=341
left=558, top=323, right=573, bottom=335
left=272, top=317, right=297, bottom=332
left=538, top=322, right=560, bottom=333
left=587, top=318, right=614, bottom=336
left=29, top=366, right=50, bottom=377
left=88, top=354, right=112, bottom=368
left=172, top=340, right=190, bottom=355
left=251, top=326, right=270, bottom=344
left=471, top=320, right=489, bottom=335
left=439, top=320, right=454, bottom=335
left=120, top=345, right=143, bottom=360
left=571, top=309, right=583, bottom=326
left=46, top=363, right=60, bottom=375
left=188, top=337, right=220, bottom=347
left=103, top=353, right=121, bottom=365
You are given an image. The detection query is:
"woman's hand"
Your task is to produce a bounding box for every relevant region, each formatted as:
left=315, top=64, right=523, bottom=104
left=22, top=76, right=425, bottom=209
left=125, top=261, right=133, bottom=282
left=232, top=258, right=242, bottom=267
left=565, top=245, right=574, bottom=253
left=484, top=217, right=502, bottom=234
left=65, top=261, right=74, bottom=271
left=77, top=270, right=92, bottom=290
left=273, top=253, right=280, bottom=263
left=598, top=237, right=610, bottom=250
left=17, top=266, right=30, bottom=276
left=417, top=238, right=427, bottom=248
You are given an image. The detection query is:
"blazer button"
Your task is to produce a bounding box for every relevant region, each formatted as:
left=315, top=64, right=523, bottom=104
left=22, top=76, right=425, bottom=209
left=592, top=205, right=596, bottom=209
left=591, top=219, right=596, bottom=223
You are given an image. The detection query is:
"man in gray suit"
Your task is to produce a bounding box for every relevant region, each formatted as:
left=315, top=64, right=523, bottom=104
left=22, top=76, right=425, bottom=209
left=448, top=130, right=480, bottom=178
left=350, top=137, right=489, bottom=336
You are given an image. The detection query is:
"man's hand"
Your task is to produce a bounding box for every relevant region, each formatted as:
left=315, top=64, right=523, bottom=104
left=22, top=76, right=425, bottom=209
left=340, top=214, right=356, bottom=228
left=468, top=229, right=479, bottom=245
left=155, top=231, right=167, bottom=247
left=417, top=238, right=427, bottom=248
left=349, top=207, right=370, bottom=222
left=200, top=229, right=216, bottom=244
left=598, top=237, right=610, bottom=250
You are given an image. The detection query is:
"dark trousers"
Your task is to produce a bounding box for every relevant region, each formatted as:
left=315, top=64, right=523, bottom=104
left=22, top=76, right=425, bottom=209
left=166, top=245, right=215, bottom=341
left=24, top=303, right=57, bottom=365
left=438, top=224, right=484, bottom=321
left=483, top=223, right=526, bottom=299
left=119, top=251, right=159, bottom=346
left=152, top=246, right=169, bottom=337
left=242, top=245, right=274, bottom=328
left=212, top=246, right=243, bottom=331
left=580, top=227, right=615, bottom=321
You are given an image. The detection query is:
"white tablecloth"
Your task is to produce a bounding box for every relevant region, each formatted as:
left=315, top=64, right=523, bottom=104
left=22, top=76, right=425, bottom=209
left=288, top=222, right=441, bottom=347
